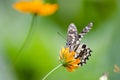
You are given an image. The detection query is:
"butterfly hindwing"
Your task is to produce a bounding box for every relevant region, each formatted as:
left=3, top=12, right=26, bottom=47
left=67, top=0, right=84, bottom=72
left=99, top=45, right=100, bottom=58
left=73, top=43, right=92, bottom=66
left=78, top=44, right=92, bottom=66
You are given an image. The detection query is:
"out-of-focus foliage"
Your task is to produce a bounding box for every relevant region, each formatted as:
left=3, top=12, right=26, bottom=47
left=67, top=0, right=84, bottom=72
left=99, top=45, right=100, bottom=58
left=0, top=0, right=120, bottom=80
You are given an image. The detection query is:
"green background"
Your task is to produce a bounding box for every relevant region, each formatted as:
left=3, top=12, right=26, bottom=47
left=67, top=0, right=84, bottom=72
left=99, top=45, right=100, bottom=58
left=0, top=0, right=120, bottom=80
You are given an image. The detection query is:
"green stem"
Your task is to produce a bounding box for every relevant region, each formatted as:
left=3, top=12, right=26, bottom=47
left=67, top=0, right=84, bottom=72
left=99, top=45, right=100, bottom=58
left=15, top=14, right=36, bottom=63
left=42, top=64, right=62, bottom=80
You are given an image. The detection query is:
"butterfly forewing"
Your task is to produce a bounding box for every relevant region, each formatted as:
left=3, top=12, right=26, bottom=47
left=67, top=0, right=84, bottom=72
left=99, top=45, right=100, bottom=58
left=78, top=22, right=93, bottom=40
left=66, top=23, right=79, bottom=50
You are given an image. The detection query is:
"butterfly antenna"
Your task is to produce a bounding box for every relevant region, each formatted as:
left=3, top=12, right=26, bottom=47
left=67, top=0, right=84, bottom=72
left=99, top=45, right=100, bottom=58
left=57, top=32, right=66, bottom=41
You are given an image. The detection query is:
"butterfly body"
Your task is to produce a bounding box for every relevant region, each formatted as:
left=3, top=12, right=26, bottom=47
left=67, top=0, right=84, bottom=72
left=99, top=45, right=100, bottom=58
left=66, top=22, right=93, bottom=66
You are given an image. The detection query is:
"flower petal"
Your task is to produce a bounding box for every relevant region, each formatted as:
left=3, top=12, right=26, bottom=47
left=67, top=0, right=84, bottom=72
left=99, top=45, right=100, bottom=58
left=13, top=0, right=58, bottom=16
left=59, top=47, right=80, bottom=72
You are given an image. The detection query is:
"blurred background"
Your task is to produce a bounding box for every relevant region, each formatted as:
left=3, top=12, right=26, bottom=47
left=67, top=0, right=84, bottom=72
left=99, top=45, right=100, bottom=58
left=0, top=0, right=120, bottom=80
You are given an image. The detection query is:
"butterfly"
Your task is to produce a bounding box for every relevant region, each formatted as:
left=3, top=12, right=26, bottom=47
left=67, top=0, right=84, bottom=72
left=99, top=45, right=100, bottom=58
left=65, top=22, right=93, bottom=66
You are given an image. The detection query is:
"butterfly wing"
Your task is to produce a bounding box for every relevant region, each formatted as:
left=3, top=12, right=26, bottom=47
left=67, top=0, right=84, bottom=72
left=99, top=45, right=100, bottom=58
left=77, top=22, right=93, bottom=66
left=66, top=23, right=79, bottom=50
left=78, top=22, right=93, bottom=41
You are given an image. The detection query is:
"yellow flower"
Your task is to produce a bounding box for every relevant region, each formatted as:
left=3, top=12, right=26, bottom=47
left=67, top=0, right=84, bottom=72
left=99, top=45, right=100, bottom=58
left=59, top=47, right=80, bottom=72
left=13, top=0, right=58, bottom=16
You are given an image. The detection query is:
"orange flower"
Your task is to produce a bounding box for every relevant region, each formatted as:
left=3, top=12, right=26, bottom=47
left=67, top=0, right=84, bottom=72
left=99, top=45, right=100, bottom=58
left=59, top=47, right=80, bottom=72
left=13, top=0, right=58, bottom=16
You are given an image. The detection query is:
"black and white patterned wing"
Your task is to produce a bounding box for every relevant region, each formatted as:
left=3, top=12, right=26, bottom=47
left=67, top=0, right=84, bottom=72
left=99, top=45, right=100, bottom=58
left=78, top=22, right=93, bottom=41
left=73, top=22, right=93, bottom=66
left=80, top=47, right=92, bottom=66
left=74, top=44, right=92, bottom=66
left=66, top=23, right=79, bottom=50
